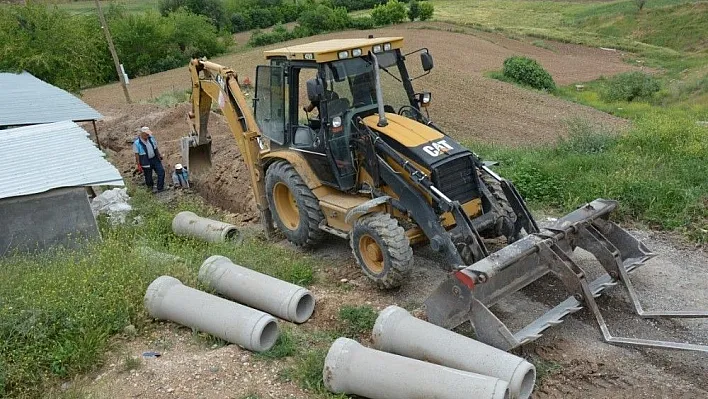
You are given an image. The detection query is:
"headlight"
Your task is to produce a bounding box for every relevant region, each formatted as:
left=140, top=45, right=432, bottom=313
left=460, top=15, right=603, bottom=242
left=372, top=44, right=382, bottom=53
left=383, top=42, right=392, bottom=51
left=332, top=116, right=342, bottom=128
left=352, top=48, right=362, bottom=57
left=338, top=51, right=349, bottom=59
left=422, top=92, right=431, bottom=104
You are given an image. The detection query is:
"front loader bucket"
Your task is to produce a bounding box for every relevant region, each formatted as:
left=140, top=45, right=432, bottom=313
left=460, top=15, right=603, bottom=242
left=181, top=136, right=212, bottom=177
left=425, top=199, right=708, bottom=353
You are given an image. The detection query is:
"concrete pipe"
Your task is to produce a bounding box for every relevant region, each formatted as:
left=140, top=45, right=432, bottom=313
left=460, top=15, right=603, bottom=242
left=199, top=255, right=315, bottom=323
left=324, top=337, right=510, bottom=399
left=373, top=306, right=536, bottom=399
left=144, top=276, right=278, bottom=352
left=171, top=211, right=239, bottom=243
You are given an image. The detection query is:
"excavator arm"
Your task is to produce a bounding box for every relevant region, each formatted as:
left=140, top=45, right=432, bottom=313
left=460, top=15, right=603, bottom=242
left=184, top=59, right=273, bottom=233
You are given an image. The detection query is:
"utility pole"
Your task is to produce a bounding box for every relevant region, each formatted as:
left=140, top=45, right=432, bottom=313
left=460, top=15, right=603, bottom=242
left=94, top=0, right=131, bottom=104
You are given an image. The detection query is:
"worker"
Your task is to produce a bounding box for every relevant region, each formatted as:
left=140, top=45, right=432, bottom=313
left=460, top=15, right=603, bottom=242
left=172, top=163, right=190, bottom=189
left=133, top=126, right=165, bottom=193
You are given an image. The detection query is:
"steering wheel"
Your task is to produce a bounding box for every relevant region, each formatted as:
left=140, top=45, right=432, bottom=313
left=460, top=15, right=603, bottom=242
left=398, top=105, right=417, bottom=119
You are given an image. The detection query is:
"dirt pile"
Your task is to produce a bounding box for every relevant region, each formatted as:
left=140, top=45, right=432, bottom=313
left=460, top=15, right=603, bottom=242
left=97, top=103, right=258, bottom=224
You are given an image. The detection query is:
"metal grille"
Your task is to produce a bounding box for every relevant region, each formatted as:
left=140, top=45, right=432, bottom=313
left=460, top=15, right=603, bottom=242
left=432, top=156, right=477, bottom=203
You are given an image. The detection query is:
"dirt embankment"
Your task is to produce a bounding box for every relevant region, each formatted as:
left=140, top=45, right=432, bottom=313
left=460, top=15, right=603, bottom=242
left=98, top=103, right=259, bottom=223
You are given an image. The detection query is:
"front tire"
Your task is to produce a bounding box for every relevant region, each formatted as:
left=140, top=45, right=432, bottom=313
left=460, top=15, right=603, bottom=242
left=266, top=161, right=325, bottom=247
left=350, top=213, right=413, bottom=289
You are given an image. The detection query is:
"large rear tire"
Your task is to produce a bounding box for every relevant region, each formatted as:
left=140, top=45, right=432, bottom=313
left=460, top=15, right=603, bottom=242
left=266, top=161, right=325, bottom=248
left=350, top=213, right=413, bottom=289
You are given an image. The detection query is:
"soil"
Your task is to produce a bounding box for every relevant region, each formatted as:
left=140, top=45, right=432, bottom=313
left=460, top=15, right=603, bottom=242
left=72, top=23, right=707, bottom=399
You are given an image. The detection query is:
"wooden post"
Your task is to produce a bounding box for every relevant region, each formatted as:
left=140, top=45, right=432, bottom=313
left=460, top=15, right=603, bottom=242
left=94, top=0, right=132, bottom=104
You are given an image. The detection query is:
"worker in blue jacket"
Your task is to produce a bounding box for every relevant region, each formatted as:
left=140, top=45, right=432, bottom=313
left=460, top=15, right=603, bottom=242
left=133, top=126, right=165, bottom=192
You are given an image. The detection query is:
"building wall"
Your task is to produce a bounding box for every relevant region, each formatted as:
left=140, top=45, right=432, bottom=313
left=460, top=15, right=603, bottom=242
left=0, top=187, right=100, bottom=256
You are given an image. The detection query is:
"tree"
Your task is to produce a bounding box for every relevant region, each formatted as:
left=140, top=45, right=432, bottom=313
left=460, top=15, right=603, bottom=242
left=371, top=0, right=407, bottom=26
left=419, top=1, right=434, bottom=21
left=408, top=0, right=420, bottom=21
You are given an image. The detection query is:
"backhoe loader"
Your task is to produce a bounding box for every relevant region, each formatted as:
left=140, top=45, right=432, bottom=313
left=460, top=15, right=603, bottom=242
left=184, top=37, right=707, bottom=352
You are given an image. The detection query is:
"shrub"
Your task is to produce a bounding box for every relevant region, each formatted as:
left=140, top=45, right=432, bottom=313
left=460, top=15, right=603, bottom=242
left=419, top=1, right=434, bottom=21
left=109, top=9, right=231, bottom=77
left=601, top=72, right=661, bottom=102
left=350, top=16, right=375, bottom=30
left=333, top=0, right=386, bottom=11
left=229, top=12, right=251, bottom=32
left=298, top=4, right=350, bottom=34
left=0, top=5, right=114, bottom=92
left=249, top=7, right=276, bottom=29
left=248, top=23, right=295, bottom=47
left=408, top=0, right=420, bottom=21
left=371, top=0, right=407, bottom=26
left=502, top=56, right=556, bottom=91
left=158, top=0, right=227, bottom=29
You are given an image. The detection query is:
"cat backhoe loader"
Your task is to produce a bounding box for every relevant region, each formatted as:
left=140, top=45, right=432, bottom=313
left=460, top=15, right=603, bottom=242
left=184, top=37, right=707, bottom=352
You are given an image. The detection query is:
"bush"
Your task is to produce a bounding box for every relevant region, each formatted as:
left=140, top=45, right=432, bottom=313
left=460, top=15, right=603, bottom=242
left=350, top=16, right=376, bottom=30
left=333, top=0, right=386, bottom=11
left=0, top=5, right=114, bottom=92
left=248, top=23, right=295, bottom=46
left=601, top=72, right=661, bottom=102
left=408, top=0, right=420, bottom=21
left=158, top=0, right=227, bottom=29
left=419, top=1, right=434, bottom=21
left=249, top=7, right=276, bottom=29
left=230, top=12, right=251, bottom=32
left=109, top=9, right=231, bottom=77
left=298, top=4, right=350, bottom=34
left=371, top=0, right=407, bottom=26
left=502, top=56, right=556, bottom=91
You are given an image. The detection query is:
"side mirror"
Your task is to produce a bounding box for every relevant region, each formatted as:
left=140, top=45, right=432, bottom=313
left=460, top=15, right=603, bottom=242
left=306, top=78, right=324, bottom=102
left=421, top=52, right=434, bottom=72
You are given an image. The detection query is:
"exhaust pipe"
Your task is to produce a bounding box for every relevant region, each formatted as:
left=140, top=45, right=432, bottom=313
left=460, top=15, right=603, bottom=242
left=199, top=255, right=315, bottom=323
left=171, top=211, right=239, bottom=243
left=373, top=306, right=535, bottom=399
left=324, top=337, right=510, bottom=399
left=144, top=276, right=278, bottom=352
left=370, top=52, right=388, bottom=127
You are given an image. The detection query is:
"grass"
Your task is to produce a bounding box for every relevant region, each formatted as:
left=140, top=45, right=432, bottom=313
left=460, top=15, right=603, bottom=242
left=337, top=305, right=378, bottom=339
left=471, top=112, right=708, bottom=243
left=120, top=355, right=142, bottom=372
left=0, top=188, right=319, bottom=397
left=429, top=0, right=708, bottom=73
left=146, top=89, right=191, bottom=108
left=37, top=0, right=159, bottom=15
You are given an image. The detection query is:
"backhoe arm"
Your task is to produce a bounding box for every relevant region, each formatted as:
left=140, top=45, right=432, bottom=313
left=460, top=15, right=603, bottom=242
left=184, top=59, right=272, bottom=232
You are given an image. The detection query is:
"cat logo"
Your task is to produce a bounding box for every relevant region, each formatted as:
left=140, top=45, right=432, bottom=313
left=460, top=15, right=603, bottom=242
left=423, top=140, right=454, bottom=157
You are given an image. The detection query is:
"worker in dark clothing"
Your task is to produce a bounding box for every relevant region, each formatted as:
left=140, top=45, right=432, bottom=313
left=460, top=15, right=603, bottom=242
left=133, top=126, right=165, bottom=192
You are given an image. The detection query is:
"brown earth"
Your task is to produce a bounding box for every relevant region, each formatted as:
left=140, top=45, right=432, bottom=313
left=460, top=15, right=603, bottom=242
left=71, top=23, right=706, bottom=399
left=85, top=22, right=640, bottom=147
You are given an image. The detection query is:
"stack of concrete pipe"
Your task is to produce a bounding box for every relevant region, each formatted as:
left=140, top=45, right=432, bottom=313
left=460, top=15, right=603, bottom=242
left=323, top=305, right=536, bottom=399
left=144, top=255, right=315, bottom=353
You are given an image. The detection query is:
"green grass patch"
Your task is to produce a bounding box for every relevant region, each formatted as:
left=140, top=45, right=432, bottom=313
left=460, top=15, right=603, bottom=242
left=471, top=112, right=708, bottom=242
left=0, top=189, right=318, bottom=397
left=256, top=327, right=297, bottom=360
left=147, top=89, right=191, bottom=108
left=337, top=305, right=378, bottom=339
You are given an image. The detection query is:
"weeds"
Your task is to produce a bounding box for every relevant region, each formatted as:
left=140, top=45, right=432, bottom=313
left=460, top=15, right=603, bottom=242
left=532, top=358, right=563, bottom=385
left=148, top=89, right=191, bottom=107
left=0, top=189, right=319, bottom=397
left=256, top=327, right=297, bottom=360
left=337, top=305, right=378, bottom=338
left=120, top=356, right=142, bottom=372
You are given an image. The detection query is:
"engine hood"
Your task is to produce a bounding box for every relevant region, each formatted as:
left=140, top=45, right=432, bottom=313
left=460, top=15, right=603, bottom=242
left=362, top=113, right=471, bottom=168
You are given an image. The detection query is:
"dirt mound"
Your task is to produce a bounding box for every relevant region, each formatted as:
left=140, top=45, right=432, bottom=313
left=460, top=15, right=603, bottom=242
left=97, top=103, right=258, bottom=223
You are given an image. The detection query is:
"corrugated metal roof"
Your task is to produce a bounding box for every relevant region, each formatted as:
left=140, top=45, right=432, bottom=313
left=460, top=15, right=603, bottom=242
left=0, top=72, right=102, bottom=127
left=0, top=121, right=124, bottom=200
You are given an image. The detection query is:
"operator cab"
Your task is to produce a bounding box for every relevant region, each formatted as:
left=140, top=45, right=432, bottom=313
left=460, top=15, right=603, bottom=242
left=254, top=37, right=433, bottom=191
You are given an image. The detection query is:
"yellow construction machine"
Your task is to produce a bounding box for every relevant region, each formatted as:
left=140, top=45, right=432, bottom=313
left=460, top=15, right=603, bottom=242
left=183, top=37, right=707, bottom=352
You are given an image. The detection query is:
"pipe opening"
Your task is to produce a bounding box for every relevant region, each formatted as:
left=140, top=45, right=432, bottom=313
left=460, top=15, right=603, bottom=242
left=260, top=319, right=279, bottom=350
left=519, top=368, right=536, bottom=399
left=295, top=293, right=315, bottom=323
left=223, top=227, right=239, bottom=241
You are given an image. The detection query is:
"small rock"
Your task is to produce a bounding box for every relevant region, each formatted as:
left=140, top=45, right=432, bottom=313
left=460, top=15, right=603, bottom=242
left=61, top=382, right=71, bottom=391
left=166, top=388, right=174, bottom=393
left=340, top=278, right=348, bottom=283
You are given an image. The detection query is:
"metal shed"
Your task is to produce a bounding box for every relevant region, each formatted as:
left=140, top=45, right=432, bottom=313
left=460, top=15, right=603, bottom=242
left=0, top=121, right=123, bottom=256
